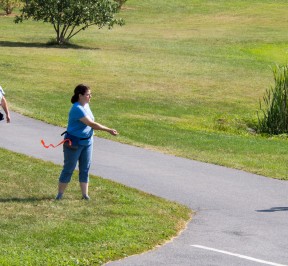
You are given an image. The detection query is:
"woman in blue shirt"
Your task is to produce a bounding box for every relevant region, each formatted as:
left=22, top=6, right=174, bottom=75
left=56, top=84, right=118, bottom=200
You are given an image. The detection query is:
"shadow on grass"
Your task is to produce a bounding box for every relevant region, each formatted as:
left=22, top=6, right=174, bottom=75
left=0, top=196, right=53, bottom=203
left=256, top=207, right=288, bottom=212
left=0, top=40, right=100, bottom=50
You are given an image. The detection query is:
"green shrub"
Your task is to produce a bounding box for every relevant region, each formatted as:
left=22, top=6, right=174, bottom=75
left=258, top=65, right=288, bottom=135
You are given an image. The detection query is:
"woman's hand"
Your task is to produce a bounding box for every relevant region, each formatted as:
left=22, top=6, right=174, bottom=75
left=109, top=129, right=118, bottom=136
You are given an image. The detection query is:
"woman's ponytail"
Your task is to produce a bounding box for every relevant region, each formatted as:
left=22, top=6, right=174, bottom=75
left=71, top=84, right=90, bottom=103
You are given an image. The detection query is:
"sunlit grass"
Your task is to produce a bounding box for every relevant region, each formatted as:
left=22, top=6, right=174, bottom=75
left=0, top=148, right=191, bottom=265
left=0, top=0, right=288, bottom=179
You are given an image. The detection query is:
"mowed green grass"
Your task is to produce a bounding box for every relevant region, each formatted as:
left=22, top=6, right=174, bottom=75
left=0, top=148, right=191, bottom=265
left=0, top=0, right=288, bottom=179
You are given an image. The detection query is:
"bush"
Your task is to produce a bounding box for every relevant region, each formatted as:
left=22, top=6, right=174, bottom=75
left=258, top=64, right=288, bottom=134
left=0, top=0, right=21, bottom=15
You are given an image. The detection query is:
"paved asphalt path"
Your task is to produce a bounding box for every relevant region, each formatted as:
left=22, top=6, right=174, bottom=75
left=1, top=111, right=288, bottom=266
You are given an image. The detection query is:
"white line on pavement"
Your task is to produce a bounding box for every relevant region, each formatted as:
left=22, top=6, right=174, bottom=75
left=191, top=245, right=288, bottom=266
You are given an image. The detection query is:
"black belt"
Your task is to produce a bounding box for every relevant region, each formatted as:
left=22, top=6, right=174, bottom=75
left=61, top=131, right=92, bottom=140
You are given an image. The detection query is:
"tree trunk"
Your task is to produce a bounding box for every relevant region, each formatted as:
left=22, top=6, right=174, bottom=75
left=56, top=34, right=68, bottom=45
left=5, top=7, right=12, bottom=15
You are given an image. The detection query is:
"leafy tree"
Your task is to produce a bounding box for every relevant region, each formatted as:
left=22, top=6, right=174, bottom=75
left=15, top=0, right=125, bottom=45
left=0, top=0, right=22, bottom=15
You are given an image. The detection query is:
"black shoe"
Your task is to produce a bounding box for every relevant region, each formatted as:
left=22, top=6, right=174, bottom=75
left=55, top=193, right=63, bottom=200
left=82, top=194, right=90, bottom=200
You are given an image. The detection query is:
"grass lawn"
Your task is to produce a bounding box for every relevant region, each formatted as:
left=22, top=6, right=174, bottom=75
left=0, top=2, right=287, bottom=179
left=0, top=148, right=191, bottom=265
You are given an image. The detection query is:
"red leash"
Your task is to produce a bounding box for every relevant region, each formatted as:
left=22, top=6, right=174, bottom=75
left=41, top=139, right=72, bottom=148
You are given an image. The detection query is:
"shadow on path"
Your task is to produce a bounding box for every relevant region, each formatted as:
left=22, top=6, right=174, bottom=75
left=256, top=207, right=288, bottom=212
left=0, top=40, right=100, bottom=50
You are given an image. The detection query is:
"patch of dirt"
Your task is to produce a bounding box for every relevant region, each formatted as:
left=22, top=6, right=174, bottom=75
left=0, top=13, right=17, bottom=17
left=121, top=6, right=137, bottom=11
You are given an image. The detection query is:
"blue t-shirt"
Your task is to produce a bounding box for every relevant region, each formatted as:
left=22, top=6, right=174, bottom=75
left=67, top=102, right=94, bottom=145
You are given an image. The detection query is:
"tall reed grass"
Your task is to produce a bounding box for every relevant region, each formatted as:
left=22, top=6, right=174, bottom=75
left=258, top=65, right=288, bottom=135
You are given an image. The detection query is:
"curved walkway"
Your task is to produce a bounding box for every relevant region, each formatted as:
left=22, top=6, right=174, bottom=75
left=1, top=112, right=288, bottom=266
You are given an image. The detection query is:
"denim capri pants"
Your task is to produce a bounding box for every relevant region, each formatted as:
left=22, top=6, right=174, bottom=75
left=59, top=143, right=93, bottom=183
